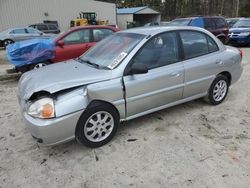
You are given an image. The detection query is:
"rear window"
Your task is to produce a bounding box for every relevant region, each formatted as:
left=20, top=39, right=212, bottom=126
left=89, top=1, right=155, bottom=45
left=169, top=19, right=191, bottom=26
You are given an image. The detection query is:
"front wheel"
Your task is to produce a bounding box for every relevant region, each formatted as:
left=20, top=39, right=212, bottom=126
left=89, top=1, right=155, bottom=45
left=204, top=75, right=229, bottom=105
left=76, top=103, right=119, bottom=148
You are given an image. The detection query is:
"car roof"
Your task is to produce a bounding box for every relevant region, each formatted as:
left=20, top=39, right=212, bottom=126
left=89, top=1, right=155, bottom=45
left=30, top=23, right=57, bottom=26
left=119, top=26, right=209, bottom=36
left=174, top=16, right=225, bottom=20
left=238, top=18, right=250, bottom=21
left=68, top=25, right=119, bottom=33
left=55, top=25, right=119, bottom=41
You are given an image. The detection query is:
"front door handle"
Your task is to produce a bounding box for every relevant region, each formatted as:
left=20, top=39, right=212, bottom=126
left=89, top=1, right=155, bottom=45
left=170, top=72, right=181, bottom=78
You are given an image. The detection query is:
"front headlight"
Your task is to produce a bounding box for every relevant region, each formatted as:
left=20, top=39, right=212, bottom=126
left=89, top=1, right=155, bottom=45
left=239, top=32, right=250, bottom=36
left=28, top=98, right=55, bottom=119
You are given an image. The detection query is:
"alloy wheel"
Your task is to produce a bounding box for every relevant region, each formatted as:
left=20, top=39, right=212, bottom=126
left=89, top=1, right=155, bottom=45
left=213, top=80, right=227, bottom=102
left=84, top=111, right=114, bottom=142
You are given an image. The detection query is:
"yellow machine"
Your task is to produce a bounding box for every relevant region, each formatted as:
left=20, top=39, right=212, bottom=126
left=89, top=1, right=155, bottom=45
left=70, top=12, right=108, bottom=27
left=70, top=18, right=88, bottom=27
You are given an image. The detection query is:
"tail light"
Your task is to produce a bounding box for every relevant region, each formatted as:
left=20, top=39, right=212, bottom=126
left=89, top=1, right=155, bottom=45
left=239, top=49, right=243, bottom=59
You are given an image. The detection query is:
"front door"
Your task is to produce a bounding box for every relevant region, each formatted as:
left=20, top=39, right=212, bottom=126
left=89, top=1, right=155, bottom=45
left=54, top=29, right=91, bottom=62
left=123, top=32, right=184, bottom=118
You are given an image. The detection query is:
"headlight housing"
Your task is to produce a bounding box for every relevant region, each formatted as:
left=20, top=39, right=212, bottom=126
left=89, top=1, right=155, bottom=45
left=28, top=98, right=55, bottom=119
left=239, top=32, right=250, bottom=36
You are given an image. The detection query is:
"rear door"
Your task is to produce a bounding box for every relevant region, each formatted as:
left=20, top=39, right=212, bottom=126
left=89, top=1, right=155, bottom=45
left=26, top=28, right=41, bottom=38
left=179, top=30, right=222, bottom=98
left=123, top=32, right=184, bottom=118
left=53, top=29, right=91, bottom=62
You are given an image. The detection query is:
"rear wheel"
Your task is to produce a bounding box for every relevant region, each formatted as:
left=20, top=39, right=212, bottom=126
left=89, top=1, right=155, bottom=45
left=3, top=39, right=14, bottom=48
left=30, top=61, right=50, bottom=70
left=204, top=75, right=229, bottom=105
left=76, top=103, right=119, bottom=148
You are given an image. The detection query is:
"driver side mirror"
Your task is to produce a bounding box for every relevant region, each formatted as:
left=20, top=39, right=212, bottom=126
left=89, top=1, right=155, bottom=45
left=57, top=40, right=64, bottom=47
left=127, top=62, right=148, bottom=75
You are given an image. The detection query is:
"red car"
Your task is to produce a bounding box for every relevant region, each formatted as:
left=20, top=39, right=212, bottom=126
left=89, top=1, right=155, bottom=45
left=52, top=25, right=119, bottom=63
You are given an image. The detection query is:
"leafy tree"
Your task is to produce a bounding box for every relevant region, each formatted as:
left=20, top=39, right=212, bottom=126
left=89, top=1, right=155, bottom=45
left=240, top=1, right=250, bottom=17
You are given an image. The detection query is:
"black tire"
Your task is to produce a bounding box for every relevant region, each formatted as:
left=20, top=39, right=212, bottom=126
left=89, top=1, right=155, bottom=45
left=204, top=75, right=229, bottom=105
left=29, top=61, right=50, bottom=70
left=75, top=103, right=119, bottom=148
left=3, top=39, right=14, bottom=48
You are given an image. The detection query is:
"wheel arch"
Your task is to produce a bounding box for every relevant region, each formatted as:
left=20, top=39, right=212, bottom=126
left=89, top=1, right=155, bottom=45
left=75, top=99, right=121, bottom=134
left=218, top=71, right=232, bottom=85
left=86, top=100, right=120, bottom=119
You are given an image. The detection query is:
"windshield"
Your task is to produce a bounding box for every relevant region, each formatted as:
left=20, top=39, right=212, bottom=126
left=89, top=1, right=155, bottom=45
left=232, top=20, right=250, bottom=28
left=169, top=19, right=191, bottom=26
left=79, top=32, right=145, bottom=69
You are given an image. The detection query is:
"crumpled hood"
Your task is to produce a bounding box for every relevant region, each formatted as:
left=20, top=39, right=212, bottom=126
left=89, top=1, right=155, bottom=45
left=18, top=60, right=112, bottom=100
left=229, top=28, right=250, bottom=33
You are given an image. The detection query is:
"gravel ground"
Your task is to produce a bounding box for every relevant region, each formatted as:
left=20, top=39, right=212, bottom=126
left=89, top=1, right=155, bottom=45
left=0, top=48, right=250, bottom=188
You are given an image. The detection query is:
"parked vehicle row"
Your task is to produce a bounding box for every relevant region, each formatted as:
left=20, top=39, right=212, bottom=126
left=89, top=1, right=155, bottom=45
left=6, top=25, right=119, bottom=72
left=169, top=16, right=229, bottom=44
left=17, top=27, right=243, bottom=148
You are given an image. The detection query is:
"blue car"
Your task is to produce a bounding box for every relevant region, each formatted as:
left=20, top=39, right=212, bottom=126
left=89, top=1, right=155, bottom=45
left=229, top=18, right=250, bottom=46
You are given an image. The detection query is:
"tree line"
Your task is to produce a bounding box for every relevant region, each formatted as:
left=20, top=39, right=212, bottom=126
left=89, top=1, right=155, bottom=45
left=97, top=0, right=250, bottom=20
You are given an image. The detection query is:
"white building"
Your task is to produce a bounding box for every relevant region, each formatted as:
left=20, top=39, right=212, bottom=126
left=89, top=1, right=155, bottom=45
left=0, top=0, right=117, bottom=31
left=117, top=7, right=161, bottom=30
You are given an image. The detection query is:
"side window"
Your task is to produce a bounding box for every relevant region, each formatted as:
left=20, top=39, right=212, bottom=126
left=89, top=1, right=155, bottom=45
left=214, top=18, right=227, bottom=28
left=37, top=25, right=48, bottom=31
left=180, top=31, right=209, bottom=59
left=93, top=29, right=114, bottom=42
left=63, top=29, right=90, bottom=45
left=10, top=29, right=27, bottom=34
left=207, top=36, right=219, bottom=53
left=26, top=28, right=40, bottom=34
left=204, top=18, right=215, bottom=29
left=132, top=32, right=179, bottom=69
left=48, top=25, right=57, bottom=30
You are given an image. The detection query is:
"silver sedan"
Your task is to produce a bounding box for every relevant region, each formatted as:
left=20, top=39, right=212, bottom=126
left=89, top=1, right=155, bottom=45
left=0, top=27, right=53, bottom=48
left=18, top=26, right=243, bottom=148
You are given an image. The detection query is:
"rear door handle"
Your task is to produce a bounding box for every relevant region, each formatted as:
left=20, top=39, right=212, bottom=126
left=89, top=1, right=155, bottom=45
left=216, top=60, right=223, bottom=65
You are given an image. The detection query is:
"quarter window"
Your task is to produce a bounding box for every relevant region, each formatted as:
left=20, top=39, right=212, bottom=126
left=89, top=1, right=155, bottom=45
left=207, top=36, right=219, bottom=53
left=63, top=29, right=90, bottom=45
left=132, top=32, right=179, bottom=69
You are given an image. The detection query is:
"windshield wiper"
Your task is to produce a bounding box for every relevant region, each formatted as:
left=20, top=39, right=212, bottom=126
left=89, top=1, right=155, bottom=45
left=76, top=57, right=100, bottom=69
